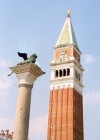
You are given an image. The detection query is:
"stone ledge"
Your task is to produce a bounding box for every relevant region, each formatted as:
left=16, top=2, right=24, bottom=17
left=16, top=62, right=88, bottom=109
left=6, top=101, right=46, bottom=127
left=9, top=63, right=45, bottom=78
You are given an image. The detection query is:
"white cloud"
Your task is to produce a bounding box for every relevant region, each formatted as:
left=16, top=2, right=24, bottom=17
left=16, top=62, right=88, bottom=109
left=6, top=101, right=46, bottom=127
left=0, top=76, right=13, bottom=109
left=84, top=90, right=100, bottom=107
left=0, top=76, right=12, bottom=97
left=0, top=118, right=14, bottom=131
left=0, top=92, right=9, bottom=110
left=0, top=59, right=11, bottom=68
left=0, top=78, right=12, bottom=91
left=0, top=59, right=13, bottom=110
left=83, top=54, right=95, bottom=64
left=29, top=113, right=48, bottom=138
left=0, top=58, right=13, bottom=91
left=0, top=118, right=8, bottom=129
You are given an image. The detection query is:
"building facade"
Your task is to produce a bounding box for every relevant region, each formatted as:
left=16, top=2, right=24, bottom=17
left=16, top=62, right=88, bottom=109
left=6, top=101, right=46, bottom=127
left=47, top=10, right=84, bottom=140
left=0, top=130, right=13, bottom=140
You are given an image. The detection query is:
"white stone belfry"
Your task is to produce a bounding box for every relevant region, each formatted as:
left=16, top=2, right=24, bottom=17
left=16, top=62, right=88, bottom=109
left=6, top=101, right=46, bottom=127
left=10, top=63, right=45, bottom=140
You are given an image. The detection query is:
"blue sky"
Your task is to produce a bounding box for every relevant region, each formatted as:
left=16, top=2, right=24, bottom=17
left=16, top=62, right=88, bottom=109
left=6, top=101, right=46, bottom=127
left=0, top=0, right=100, bottom=140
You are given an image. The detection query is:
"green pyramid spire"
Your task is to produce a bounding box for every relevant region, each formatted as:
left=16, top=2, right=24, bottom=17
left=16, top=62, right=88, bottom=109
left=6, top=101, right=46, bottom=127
left=56, top=10, right=79, bottom=49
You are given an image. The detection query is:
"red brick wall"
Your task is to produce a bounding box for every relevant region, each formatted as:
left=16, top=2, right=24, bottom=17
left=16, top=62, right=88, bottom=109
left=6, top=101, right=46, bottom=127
left=47, top=88, right=84, bottom=140
left=73, top=49, right=80, bottom=62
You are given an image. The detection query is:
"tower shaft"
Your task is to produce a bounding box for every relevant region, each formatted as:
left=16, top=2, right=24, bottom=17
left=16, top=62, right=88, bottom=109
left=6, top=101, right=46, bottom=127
left=47, top=11, right=84, bottom=140
left=48, top=88, right=84, bottom=140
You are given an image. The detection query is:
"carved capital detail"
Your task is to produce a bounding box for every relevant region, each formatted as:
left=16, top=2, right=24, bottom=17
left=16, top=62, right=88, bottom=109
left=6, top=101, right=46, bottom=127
left=18, top=83, right=33, bottom=89
left=17, top=72, right=36, bottom=85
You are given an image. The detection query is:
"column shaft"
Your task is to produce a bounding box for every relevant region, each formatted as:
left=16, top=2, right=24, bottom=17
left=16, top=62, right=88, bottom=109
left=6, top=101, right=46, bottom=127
left=10, top=64, right=45, bottom=140
left=13, top=84, right=32, bottom=140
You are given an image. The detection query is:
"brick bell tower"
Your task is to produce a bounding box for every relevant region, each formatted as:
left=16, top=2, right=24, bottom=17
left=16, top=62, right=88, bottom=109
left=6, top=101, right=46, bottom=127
left=47, top=10, right=84, bottom=140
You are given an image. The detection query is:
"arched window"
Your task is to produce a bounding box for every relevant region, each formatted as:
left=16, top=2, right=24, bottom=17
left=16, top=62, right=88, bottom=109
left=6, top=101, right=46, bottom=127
left=59, top=69, right=62, bottom=77
left=75, top=70, right=81, bottom=81
left=63, top=69, right=66, bottom=76
left=78, top=74, right=80, bottom=81
left=67, top=68, right=70, bottom=76
left=55, top=70, right=58, bottom=77
left=75, top=70, right=78, bottom=79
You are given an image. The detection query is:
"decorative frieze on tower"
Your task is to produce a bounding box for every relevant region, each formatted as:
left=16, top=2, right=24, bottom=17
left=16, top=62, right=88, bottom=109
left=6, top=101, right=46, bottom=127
left=47, top=10, right=84, bottom=140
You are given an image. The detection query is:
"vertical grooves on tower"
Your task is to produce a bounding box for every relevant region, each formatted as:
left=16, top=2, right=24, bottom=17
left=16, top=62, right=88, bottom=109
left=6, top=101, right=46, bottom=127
left=61, top=88, right=63, bottom=140
left=62, top=88, right=68, bottom=139
left=60, top=88, right=63, bottom=140
left=65, top=89, right=68, bottom=140
left=81, top=95, right=84, bottom=140
left=55, top=89, right=58, bottom=140
left=51, top=90, right=53, bottom=139
left=81, top=96, right=84, bottom=140
left=56, top=89, right=58, bottom=139
left=80, top=95, right=82, bottom=139
left=56, top=88, right=62, bottom=139
left=75, top=89, right=77, bottom=140
left=78, top=92, right=79, bottom=140
left=77, top=90, right=78, bottom=139
left=51, top=90, right=57, bottom=138
left=61, top=88, right=65, bottom=139
left=73, top=88, right=75, bottom=140
left=52, top=90, right=54, bottom=138
left=79, top=93, right=80, bottom=136
left=48, top=90, right=53, bottom=140
left=67, top=88, right=69, bottom=140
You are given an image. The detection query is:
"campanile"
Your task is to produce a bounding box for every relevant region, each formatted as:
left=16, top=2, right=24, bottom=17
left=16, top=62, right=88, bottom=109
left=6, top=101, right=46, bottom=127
left=47, top=10, right=84, bottom=140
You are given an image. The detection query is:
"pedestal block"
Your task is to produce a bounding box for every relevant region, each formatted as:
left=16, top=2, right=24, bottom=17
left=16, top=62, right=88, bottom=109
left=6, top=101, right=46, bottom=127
left=10, top=63, right=45, bottom=140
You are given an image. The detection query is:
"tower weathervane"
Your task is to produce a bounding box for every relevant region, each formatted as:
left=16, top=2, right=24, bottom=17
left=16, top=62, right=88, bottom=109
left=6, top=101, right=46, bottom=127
left=67, top=9, right=71, bottom=15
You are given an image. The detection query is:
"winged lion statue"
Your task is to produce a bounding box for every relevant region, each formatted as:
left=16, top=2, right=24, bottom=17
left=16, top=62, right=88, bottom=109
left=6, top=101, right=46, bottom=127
left=17, top=52, right=37, bottom=65
left=8, top=52, right=37, bottom=76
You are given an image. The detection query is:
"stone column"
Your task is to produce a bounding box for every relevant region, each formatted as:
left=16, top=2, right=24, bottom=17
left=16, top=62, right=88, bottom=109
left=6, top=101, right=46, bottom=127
left=10, top=63, right=45, bottom=140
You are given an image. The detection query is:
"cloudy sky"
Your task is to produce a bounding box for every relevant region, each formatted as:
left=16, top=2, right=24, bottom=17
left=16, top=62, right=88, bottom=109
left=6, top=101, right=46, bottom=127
left=0, top=0, right=100, bottom=140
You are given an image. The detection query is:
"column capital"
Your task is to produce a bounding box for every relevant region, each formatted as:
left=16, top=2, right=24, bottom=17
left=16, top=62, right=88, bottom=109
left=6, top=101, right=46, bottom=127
left=18, top=83, right=33, bottom=89
left=9, top=63, right=45, bottom=85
